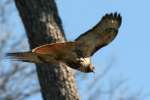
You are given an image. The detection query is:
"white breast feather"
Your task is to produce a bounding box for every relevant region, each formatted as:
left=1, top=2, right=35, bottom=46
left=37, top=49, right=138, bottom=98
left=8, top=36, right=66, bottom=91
left=79, top=57, right=91, bottom=67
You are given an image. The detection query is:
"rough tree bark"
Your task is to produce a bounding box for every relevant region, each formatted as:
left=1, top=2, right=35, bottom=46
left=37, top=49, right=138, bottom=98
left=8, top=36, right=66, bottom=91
left=14, top=0, right=80, bottom=100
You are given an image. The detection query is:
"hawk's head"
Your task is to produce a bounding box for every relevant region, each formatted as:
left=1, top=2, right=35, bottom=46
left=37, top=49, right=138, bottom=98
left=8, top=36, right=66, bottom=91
left=78, top=63, right=95, bottom=73
left=78, top=57, right=95, bottom=73
left=86, top=64, right=95, bottom=72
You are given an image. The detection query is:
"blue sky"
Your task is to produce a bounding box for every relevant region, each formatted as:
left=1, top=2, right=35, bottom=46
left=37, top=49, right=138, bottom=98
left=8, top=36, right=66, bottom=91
left=1, top=0, right=150, bottom=100
left=56, top=0, right=150, bottom=99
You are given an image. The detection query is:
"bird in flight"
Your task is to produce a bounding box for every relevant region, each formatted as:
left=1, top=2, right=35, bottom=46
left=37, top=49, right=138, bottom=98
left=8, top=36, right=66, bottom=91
left=6, top=12, right=122, bottom=73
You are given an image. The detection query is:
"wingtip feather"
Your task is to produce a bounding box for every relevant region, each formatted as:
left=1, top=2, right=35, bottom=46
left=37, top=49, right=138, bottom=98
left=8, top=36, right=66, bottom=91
left=103, top=12, right=122, bottom=20
left=103, top=12, right=122, bottom=27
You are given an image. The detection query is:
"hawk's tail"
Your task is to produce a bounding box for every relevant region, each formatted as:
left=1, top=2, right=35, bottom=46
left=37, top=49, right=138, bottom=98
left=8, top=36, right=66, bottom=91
left=5, top=52, right=42, bottom=63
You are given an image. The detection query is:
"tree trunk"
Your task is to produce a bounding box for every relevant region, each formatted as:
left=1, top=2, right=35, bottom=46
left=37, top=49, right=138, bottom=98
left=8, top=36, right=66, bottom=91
left=14, top=0, right=80, bottom=100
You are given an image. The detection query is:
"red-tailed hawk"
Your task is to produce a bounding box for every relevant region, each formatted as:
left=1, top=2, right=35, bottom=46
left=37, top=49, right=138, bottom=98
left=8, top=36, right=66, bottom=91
left=6, top=12, right=122, bottom=73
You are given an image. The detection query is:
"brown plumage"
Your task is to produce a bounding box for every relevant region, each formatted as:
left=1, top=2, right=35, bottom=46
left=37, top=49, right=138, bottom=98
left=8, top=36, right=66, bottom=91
left=6, top=12, right=122, bottom=73
left=75, top=12, right=121, bottom=57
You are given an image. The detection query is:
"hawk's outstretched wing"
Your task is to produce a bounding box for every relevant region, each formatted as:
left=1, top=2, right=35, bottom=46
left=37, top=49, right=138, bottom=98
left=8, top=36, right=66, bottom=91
left=75, top=12, right=122, bottom=57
